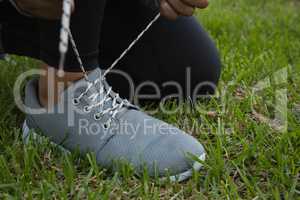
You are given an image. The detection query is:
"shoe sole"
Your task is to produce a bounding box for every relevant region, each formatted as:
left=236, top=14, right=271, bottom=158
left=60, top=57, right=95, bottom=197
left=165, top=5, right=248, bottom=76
left=22, top=120, right=206, bottom=182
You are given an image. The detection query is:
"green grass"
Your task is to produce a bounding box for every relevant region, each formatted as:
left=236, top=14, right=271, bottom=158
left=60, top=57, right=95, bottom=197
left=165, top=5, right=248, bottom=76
left=0, top=0, right=299, bottom=199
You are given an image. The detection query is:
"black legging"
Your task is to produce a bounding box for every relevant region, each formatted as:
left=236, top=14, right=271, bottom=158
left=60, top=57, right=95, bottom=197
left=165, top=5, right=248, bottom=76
left=101, top=1, right=221, bottom=101
left=0, top=0, right=221, bottom=101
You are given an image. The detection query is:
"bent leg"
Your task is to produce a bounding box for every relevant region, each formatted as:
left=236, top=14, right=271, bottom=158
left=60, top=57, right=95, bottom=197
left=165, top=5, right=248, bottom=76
left=1, top=0, right=107, bottom=107
left=1, top=0, right=106, bottom=71
left=100, top=2, right=221, bottom=103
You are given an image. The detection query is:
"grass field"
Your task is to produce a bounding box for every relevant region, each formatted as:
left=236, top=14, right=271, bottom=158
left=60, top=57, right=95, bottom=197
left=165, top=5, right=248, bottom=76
left=0, top=0, right=299, bottom=199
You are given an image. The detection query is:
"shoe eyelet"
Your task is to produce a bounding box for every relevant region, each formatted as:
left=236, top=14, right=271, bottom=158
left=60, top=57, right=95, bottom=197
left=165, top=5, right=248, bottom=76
left=72, top=98, right=80, bottom=105
left=94, top=113, right=102, bottom=121
left=83, top=106, right=91, bottom=113
left=102, top=122, right=110, bottom=130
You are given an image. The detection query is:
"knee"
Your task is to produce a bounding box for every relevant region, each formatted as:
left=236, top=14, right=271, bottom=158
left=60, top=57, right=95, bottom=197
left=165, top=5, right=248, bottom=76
left=189, top=44, right=222, bottom=96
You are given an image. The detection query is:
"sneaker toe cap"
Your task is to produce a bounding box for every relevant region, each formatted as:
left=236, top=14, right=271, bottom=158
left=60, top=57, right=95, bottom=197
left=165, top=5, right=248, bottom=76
left=140, top=129, right=205, bottom=177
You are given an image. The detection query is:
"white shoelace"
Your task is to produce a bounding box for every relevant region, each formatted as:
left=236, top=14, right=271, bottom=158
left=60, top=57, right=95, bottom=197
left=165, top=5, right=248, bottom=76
left=58, top=1, right=160, bottom=127
left=73, top=79, right=130, bottom=128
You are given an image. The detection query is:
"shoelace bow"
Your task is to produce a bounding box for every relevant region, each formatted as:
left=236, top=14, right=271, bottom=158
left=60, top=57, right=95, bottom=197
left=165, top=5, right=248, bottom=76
left=58, top=0, right=160, bottom=127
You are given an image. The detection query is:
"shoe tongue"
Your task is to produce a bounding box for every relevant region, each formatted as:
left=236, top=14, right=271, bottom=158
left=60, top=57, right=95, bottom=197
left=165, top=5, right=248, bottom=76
left=61, top=68, right=103, bottom=101
left=86, top=68, right=102, bottom=82
left=70, top=68, right=114, bottom=109
left=84, top=68, right=103, bottom=100
left=62, top=68, right=135, bottom=116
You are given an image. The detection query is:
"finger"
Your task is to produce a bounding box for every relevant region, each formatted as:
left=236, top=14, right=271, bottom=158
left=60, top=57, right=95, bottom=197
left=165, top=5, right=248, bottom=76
left=71, top=0, right=75, bottom=13
left=160, top=0, right=179, bottom=20
left=182, top=0, right=209, bottom=8
left=167, top=0, right=195, bottom=16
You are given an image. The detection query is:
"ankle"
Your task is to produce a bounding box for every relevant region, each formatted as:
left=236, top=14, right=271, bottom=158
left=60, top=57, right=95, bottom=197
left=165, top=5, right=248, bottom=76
left=38, top=64, right=85, bottom=108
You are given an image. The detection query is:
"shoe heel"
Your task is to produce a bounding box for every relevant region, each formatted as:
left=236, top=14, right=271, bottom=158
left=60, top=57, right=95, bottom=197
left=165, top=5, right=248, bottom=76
left=22, top=120, right=69, bottom=153
left=22, top=120, right=31, bottom=144
left=22, top=120, right=40, bottom=144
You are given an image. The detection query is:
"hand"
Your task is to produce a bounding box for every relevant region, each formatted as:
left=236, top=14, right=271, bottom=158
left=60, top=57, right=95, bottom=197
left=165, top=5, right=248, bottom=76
left=160, top=0, right=209, bottom=20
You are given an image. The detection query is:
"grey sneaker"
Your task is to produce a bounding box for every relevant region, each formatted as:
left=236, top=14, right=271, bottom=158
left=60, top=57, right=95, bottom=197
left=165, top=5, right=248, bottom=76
left=23, top=68, right=206, bottom=182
